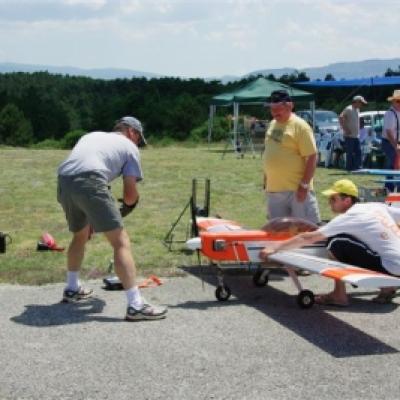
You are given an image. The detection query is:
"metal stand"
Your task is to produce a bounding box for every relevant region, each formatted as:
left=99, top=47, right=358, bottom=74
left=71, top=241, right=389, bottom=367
left=221, top=129, right=256, bottom=159
left=103, top=259, right=123, bottom=290
left=163, top=178, right=210, bottom=251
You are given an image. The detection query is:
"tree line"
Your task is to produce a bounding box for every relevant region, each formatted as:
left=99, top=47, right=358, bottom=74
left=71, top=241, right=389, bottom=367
left=0, top=67, right=399, bottom=147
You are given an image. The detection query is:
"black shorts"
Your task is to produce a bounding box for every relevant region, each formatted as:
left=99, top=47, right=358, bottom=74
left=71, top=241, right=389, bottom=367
left=327, top=234, right=387, bottom=274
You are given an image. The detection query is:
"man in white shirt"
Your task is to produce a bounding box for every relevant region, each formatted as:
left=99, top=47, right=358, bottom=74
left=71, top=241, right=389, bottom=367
left=382, top=89, right=400, bottom=191
left=260, top=179, right=400, bottom=306
left=57, top=116, right=167, bottom=321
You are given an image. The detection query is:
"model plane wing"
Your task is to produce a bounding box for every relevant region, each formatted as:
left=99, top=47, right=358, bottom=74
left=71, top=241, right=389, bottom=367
left=269, top=251, right=400, bottom=288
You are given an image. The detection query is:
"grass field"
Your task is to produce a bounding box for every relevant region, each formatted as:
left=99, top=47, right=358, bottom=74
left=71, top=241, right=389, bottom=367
left=0, top=144, right=378, bottom=285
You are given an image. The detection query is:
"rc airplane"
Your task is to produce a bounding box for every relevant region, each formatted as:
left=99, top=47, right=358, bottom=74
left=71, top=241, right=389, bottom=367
left=186, top=216, right=400, bottom=308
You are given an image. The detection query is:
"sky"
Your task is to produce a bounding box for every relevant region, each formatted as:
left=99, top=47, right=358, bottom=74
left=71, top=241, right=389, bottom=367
left=0, top=0, right=399, bottom=78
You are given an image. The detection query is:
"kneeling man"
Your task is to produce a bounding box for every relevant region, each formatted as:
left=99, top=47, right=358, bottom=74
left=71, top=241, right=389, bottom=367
left=260, top=179, right=400, bottom=306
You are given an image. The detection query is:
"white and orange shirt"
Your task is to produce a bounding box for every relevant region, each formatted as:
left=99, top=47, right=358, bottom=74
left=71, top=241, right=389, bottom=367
left=319, top=203, right=400, bottom=275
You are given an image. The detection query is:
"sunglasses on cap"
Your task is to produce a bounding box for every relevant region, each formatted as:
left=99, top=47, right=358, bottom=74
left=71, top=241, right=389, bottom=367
left=270, top=91, right=292, bottom=104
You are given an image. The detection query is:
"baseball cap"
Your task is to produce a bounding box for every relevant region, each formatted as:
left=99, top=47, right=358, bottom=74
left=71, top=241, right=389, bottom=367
left=118, top=116, right=147, bottom=147
left=352, top=95, right=367, bottom=105
left=270, top=90, right=292, bottom=104
left=322, top=179, right=359, bottom=198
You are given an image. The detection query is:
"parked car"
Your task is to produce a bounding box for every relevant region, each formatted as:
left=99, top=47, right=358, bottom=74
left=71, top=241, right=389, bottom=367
left=296, top=109, right=341, bottom=136
left=359, top=110, right=385, bottom=138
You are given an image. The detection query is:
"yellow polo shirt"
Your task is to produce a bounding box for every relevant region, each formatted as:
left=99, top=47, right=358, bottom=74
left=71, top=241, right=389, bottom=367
left=263, top=114, right=317, bottom=192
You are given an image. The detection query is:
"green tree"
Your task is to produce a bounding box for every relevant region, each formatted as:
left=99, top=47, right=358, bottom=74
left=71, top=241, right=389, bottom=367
left=296, top=71, right=310, bottom=82
left=324, top=73, right=335, bottom=81
left=385, top=66, right=400, bottom=77
left=165, top=93, right=205, bottom=140
left=0, top=103, right=33, bottom=146
left=61, top=129, right=85, bottom=149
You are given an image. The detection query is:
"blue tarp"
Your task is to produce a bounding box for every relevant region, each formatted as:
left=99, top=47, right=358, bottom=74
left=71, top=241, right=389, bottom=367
left=297, top=76, right=400, bottom=88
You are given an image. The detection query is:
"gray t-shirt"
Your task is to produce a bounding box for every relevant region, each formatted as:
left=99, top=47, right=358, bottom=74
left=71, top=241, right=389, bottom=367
left=58, top=131, right=143, bottom=183
left=340, top=105, right=359, bottom=138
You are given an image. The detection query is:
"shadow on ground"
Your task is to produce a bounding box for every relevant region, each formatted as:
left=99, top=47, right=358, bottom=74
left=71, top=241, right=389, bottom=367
left=11, top=297, right=122, bottom=327
left=178, top=265, right=399, bottom=358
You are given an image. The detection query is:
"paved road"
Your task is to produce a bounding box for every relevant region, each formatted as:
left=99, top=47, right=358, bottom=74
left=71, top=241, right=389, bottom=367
left=1, top=267, right=400, bottom=400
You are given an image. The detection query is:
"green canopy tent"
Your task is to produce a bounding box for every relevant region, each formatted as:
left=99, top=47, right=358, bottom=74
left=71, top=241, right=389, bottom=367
left=208, top=77, right=315, bottom=150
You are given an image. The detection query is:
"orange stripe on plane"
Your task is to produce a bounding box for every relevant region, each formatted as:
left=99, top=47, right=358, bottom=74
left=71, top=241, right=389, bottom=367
left=322, top=266, right=383, bottom=280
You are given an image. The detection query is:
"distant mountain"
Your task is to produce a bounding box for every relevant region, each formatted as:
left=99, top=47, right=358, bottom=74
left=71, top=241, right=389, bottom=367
left=247, top=58, right=400, bottom=81
left=0, top=62, right=161, bottom=80
left=1, top=58, right=400, bottom=82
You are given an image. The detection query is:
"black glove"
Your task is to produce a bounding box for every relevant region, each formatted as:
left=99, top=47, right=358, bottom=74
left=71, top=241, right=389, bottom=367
left=118, top=198, right=139, bottom=217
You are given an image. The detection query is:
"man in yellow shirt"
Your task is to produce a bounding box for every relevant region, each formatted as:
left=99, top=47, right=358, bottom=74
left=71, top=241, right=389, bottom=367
left=263, top=90, right=320, bottom=224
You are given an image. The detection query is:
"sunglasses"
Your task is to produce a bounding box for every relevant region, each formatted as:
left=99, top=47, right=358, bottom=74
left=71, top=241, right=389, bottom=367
left=329, top=193, right=352, bottom=203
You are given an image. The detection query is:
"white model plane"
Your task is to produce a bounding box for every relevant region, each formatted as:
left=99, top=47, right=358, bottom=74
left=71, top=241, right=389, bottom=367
left=186, top=216, right=400, bottom=308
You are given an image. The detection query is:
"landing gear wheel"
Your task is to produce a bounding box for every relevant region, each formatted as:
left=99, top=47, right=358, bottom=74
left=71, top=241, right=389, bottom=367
left=253, top=270, right=269, bottom=287
left=216, top=285, right=231, bottom=301
left=297, top=290, right=315, bottom=309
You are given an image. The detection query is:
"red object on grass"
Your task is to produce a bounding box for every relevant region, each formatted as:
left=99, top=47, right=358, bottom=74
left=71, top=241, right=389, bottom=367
left=138, top=275, right=163, bottom=288
left=40, top=232, right=65, bottom=252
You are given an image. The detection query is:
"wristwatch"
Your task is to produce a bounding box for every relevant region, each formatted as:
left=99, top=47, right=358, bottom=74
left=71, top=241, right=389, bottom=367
left=299, top=181, right=309, bottom=189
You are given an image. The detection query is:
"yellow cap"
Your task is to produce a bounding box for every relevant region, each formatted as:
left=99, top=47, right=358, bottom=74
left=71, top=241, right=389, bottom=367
left=322, top=179, right=359, bottom=198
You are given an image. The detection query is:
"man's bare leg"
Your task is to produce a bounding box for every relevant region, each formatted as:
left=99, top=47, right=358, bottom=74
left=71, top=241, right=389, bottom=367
left=67, top=225, right=90, bottom=272
left=315, top=250, right=349, bottom=305
left=103, top=227, right=136, bottom=289
left=104, top=227, right=167, bottom=320
left=63, top=225, right=93, bottom=301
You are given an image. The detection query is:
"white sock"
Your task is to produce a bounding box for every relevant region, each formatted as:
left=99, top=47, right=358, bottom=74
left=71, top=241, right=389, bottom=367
left=66, top=271, right=79, bottom=291
left=125, top=286, right=144, bottom=309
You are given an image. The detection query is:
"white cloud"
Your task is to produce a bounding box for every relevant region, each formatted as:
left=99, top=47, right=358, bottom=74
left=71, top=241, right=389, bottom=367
left=152, top=0, right=174, bottom=14
left=63, top=0, right=107, bottom=9
left=0, top=17, right=111, bottom=35
left=0, top=0, right=399, bottom=77
left=118, top=0, right=143, bottom=14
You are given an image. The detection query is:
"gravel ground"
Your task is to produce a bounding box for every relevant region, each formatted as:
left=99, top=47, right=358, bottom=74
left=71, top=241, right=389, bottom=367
left=1, top=267, right=400, bottom=400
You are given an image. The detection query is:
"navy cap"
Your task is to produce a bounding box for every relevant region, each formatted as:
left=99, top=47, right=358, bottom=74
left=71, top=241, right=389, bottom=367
left=270, top=90, right=292, bottom=104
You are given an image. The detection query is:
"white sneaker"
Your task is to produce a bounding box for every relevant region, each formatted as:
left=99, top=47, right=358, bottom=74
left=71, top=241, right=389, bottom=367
left=62, top=286, right=93, bottom=303
left=125, top=303, right=167, bottom=321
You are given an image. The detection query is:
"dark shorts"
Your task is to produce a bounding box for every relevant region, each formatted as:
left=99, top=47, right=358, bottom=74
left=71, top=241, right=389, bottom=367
left=57, top=172, right=122, bottom=233
left=327, top=233, right=386, bottom=274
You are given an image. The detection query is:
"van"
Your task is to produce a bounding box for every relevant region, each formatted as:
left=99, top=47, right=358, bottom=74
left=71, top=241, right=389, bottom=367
left=296, top=109, right=341, bottom=135
left=359, top=111, right=385, bottom=137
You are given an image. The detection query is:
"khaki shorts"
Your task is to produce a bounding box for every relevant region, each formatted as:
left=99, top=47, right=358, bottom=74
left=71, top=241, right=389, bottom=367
left=57, top=172, right=122, bottom=233
left=266, top=191, right=321, bottom=225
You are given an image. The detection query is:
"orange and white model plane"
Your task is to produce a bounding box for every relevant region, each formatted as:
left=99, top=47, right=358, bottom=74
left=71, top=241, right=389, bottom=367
left=186, top=216, right=400, bottom=308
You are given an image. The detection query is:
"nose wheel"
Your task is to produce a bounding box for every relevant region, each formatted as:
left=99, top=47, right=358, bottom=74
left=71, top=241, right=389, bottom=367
left=216, top=285, right=231, bottom=301
left=253, top=269, right=269, bottom=287
left=297, top=290, right=315, bottom=309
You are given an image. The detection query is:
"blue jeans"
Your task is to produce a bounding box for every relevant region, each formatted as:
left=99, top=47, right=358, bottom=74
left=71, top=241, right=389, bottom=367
left=344, top=137, right=362, bottom=171
left=381, top=138, right=398, bottom=192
